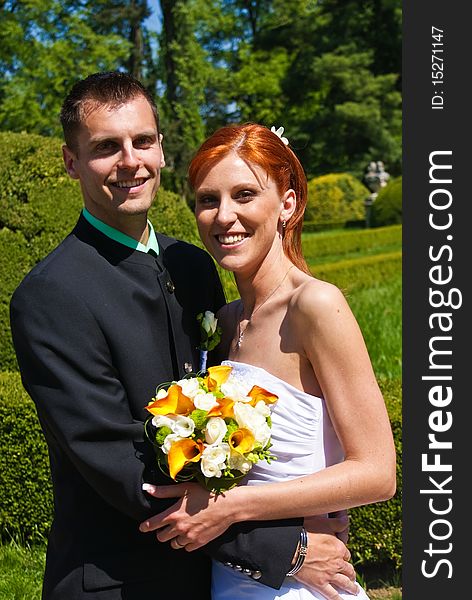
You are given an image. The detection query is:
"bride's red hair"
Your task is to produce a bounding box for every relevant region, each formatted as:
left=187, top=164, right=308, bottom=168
left=188, top=123, right=310, bottom=274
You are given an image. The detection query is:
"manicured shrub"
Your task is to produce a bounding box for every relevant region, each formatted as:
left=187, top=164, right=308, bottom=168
left=371, top=176, right=402, bottom=227
left=305, top=173, right=367, bottom=229
left=148, top=189, right=200, bottom=246
left=0, top=230, right=36, bottom=371
left=350, top=379, right=402, bottom=569
left=0, top=373, right=53, bottom=543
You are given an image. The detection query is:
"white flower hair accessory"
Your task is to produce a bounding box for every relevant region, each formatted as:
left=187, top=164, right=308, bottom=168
left=270, top=125, right=289, bottom=146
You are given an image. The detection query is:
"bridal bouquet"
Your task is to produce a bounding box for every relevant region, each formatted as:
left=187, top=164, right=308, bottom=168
left=144, top=365, right=278, bottom=493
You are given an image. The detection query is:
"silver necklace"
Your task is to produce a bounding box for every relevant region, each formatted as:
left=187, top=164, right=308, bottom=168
left=236, top=265, right=294, bottom=349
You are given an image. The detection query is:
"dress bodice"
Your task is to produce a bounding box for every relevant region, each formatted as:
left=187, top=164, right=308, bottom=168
left=222, top=360, right=344, bottom=487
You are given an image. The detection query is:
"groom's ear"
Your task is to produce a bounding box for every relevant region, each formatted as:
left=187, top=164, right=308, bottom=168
left=62, top=145, right=80, bottom=180
left=280, top=189, right=297, bottom=222
left=159, top=133, right=166, bottom=168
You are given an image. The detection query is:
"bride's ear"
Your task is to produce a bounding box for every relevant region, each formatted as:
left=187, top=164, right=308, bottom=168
left=280, top=189, right=297, bottom=225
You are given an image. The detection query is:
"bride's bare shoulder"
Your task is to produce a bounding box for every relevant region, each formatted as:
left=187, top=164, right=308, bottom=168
left=290, top=275, right=349, bottom=321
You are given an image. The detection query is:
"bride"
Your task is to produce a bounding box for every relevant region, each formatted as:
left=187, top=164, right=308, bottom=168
left=140, top=124, right=397, bottom=599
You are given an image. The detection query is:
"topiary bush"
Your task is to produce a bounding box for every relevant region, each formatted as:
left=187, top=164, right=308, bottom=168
left=148, top=189, right=200, bottom=246
left=304, top=173, right=367, bottom=230
left=350, top=379, right=402, bottom=569
left=0, top=230, right=36, bottom=371
left=0, top=372, right=53, bottom=543
left=371, top=176, right=402, bottom=227
left=0, top=131, right=200, bottom=370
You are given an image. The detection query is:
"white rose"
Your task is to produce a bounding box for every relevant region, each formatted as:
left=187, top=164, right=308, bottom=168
left=202, top=311, right=218, bottom=335
left=193, top=391, right=219, bottom=411
left=254, top=400, right=271, bottom=417
left=172, top=415, right=195, bottom=438
left=162, top=433, right=184, bottom=454
left=177, top=377, right=201, bottom=399
left=202, top=444, right=227, bottom=464
left=220, top=380, right=251, bottom=402
left=205, top=417, right=227, bottom=445
left=200, top=445, right=227, bottom=478
left=228, top=452, right=252, bottom=474
left=234, top=403, right=271, bottom=447
left=200, top=459, right=223, bottom=478
left=253, top=422, right=271, bottom=448
left=234, top=402, right=266, bottom=433
left=152, top=414, right=174, bottom=429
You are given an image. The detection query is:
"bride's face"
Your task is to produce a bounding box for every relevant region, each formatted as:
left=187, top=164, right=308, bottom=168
left=194, top=152, right=288, bottom=275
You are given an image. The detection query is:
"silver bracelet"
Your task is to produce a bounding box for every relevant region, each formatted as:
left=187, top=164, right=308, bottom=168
left=286, top=527, right=308, bottom=576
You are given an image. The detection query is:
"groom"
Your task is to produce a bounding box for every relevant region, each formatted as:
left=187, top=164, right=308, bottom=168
left=10, top=71, right=356, bottom=599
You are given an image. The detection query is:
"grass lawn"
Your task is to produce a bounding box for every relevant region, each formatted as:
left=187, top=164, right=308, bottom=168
left=347, top=274, right=401, bottom=380
left=0, top=541, right=45, bottom=600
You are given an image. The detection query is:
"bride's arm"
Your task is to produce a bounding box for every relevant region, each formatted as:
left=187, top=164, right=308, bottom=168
left=140, top=280, right=396, bottom=547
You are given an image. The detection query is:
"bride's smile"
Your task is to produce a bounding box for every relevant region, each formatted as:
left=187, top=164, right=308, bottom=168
left=195, top=151, right=294, bottom=276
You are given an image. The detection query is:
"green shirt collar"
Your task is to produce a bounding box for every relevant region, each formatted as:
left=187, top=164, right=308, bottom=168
left=82, top=208, right=159, bottom=256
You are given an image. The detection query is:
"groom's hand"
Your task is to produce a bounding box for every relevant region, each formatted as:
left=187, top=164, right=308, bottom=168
left=294, top=514, right=358, bottom=600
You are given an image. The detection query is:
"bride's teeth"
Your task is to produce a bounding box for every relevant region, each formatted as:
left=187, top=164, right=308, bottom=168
left=218, top=234, right=245, bottom=244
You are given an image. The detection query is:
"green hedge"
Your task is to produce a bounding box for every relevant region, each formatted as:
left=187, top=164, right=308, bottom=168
left=0, top=373, right=53, bottom=543
left=371, top=176, right=402, bottom=227
left=310, top=251, right=402, bottom=293
left=302, top=225, right=402, bottom=265
left=0, top=371, right=402, bottom=569
left=0, top=131, right=200, bottom=370
left=350, top=379, right=402, bottom=569
left=305, top=173, right=367, bottom=229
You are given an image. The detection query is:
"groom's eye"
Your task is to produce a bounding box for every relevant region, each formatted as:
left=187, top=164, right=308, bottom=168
left=94, top=140, right=118, bottom=154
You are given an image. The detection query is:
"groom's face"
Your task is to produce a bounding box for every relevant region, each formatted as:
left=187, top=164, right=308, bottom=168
left=62, top=95, right=165, bottom=230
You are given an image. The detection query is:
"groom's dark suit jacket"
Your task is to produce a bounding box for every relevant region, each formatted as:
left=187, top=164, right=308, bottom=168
left=10, top=215, right=302, bottom=599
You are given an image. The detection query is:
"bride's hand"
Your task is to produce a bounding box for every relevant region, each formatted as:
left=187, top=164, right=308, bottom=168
left=295, top=512, right=357, bottom=599
left=139, top=483, right=234, bottom=551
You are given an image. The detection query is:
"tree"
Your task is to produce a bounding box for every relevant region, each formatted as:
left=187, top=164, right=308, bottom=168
left=158, top=0, right=209, bottom=196
left=83, top=0, right=159, bottom=90
left=0, top=0, right=130, bottom=136
left=193, top=0, right=402, bottom=177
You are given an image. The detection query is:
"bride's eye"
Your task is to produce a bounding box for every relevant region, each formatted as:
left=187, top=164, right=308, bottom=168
left=236, top=189, right=257, bottom=201
left=196, top=194, right=218, bottom=206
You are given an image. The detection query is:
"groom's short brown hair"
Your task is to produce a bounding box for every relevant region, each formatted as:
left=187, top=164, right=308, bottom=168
left=60, top=71, right=160, bottom=152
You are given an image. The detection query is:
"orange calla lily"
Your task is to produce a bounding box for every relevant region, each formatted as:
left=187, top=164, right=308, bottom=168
left=229, top=428, right=255, bottom=455
left=168, top=438, right=204, bottom=480
left=207, top=396, right=235, bottom=419
left=145, top=384, right=194, bottom=416
left=248, top=385, right=278, bottom=406
left=205, top=365, right=232, bottom=391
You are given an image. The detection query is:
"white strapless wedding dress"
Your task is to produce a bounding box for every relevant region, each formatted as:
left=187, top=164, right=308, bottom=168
left=211, top=360, right=369, bottom=600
